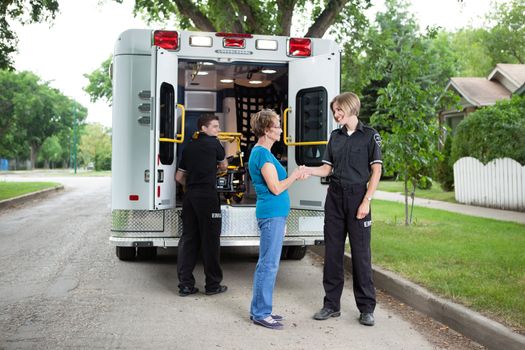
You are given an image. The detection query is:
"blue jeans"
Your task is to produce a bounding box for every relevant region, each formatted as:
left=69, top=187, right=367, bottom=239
left=250, top=216, right=286, bottom=320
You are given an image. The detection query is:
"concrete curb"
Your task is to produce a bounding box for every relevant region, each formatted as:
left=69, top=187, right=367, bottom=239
left=310, top=246, right=525, bottom=350
left=0, top=185, right=64, bottom=210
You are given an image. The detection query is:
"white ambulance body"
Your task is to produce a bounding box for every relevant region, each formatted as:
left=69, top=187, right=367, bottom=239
left=110, top=29, right=340, bottom=260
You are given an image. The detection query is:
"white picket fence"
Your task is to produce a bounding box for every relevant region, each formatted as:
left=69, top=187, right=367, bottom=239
left=454, top=157, right=525, bottom=211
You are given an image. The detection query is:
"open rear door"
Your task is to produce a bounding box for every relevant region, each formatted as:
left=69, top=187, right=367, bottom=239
left=286, top=53, right=339, bottom=209
left=150, top=47, right=181, bottom=210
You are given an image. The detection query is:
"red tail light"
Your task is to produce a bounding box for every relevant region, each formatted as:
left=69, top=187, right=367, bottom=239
left=288, top=38, right=312, bottom=57
left=157, top=186, right=160, bottom=198
left=153, top=30, right=179, bottom=50
left=223, top=38, right=245, bottom=48
left=129, top=195, right=139, bottom=201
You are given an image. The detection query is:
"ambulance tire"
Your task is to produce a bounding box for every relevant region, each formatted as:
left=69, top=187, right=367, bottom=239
left=137, top=247, right=157, bottom=260
left=116, top=246, right=136, bottom=261
left=286, top=246, right=307, bottom=260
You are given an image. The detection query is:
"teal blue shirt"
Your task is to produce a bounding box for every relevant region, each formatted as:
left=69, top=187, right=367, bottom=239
left=248, top=146, right=290, bottom=218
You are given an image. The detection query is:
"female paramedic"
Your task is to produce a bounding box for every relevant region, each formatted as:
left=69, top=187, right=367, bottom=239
left=248, top=109, right=307, bottom=330
left=303, top=92, right=382, bottom=327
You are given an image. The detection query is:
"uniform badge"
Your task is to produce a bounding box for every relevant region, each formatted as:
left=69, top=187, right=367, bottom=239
left=373, top=133, right=382, bottom=147
left=211, top=213, right=222, bottom=219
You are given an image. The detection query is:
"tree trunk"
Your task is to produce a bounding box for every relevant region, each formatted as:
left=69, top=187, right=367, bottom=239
left=30, top=142, right=41, bottom=170
left=305, top=0, right=350, bottom=38
left=404, top=177, right=409, bottom=226
left=236, top=0, right=260, bottom=33
left=173, top=0, right=217, bottom=32
left=276, top=0, right=297, bottom=36
left=410, top=181, right=416, bottom=224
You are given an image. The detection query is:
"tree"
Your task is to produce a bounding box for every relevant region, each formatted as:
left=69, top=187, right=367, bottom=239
left=84, top=56, right=112, bottom=104
left=0, top=0, right=59, bottom=69
left=86, top=0, right=371, bottom=104
left=120, top=0, right=370, bottom=37
left=368, top=0, right=457, bottom=225
left=78, top=123, right=112, bottom=170
left=0, top=69, right=87, bottom=168
left=39, top=135, right=62, bottom=168
left=484, top=0, right=525, bottom=64
left=443, top=28, right=493, bottom=77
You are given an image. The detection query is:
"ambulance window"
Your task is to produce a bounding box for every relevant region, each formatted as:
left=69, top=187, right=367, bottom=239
left=295, top=87, right=327, bottom=166
left=159, top=82, right=175, bottom=165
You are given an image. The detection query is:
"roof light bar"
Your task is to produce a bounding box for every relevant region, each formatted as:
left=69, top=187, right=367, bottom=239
left=153, top=30, right=179, bottom=50
left=288, top=38, right=312, bottom=57
left=216, top=32, right=253, bottom=38
left=189, top=35, right=213, bottom=47
left=256, top=39, right=278, bottom=51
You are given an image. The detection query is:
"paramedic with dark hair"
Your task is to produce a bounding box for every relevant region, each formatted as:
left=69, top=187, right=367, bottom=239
left=303, top=92, right=382, bottom=326
left=175, top=113, right=228, bottom=297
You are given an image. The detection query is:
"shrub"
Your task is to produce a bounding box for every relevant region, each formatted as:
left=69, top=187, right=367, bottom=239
left=451, top=96, right=525, bottom=164
left=95, top=152, right=111, bottom=171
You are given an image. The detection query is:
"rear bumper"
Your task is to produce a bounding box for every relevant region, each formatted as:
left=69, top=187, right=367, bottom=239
left=109, top=236, right=324, bottom=247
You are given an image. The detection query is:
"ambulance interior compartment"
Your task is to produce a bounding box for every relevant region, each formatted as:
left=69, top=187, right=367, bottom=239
left=164, top=59, right=327, bottom=206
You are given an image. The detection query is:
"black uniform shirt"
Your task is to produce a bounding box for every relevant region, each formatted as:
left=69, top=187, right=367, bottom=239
left=322, top=121, right=382, bottom=186
left=178, top=133, right=225, bottom=193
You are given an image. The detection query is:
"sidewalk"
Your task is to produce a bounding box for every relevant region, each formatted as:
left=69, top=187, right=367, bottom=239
left=374, top=190, right=525, bottom=225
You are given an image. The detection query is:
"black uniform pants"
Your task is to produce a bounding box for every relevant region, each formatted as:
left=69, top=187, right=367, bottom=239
left=322, top=183, right=376, bottom=313
left=177, top=192, right=223, bottom=291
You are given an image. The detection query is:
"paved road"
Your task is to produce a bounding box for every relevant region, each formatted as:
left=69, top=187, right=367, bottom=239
left=0, top=176, right=450, bottom=349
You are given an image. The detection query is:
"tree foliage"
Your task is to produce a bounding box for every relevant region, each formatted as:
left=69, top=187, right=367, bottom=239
left=484, top=0, right=525, bottom=64
left=118, top=0, right=370, bottom=37
left=39, top=135, right=62, bottom=168
left=451, top=95, right=525, bottom=165
left=84, top=56, right=113, bottom=104
left=368, top=0, right=457, bottom=224
left=0, top=0, right=59, bottom=69
left=0, top=69, right=87, bottom=168
left=79, top=123, right=112, bottom=170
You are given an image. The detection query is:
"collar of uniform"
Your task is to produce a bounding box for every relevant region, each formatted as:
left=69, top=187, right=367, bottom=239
left=197, top=132, right=215, bottom=139
left=340, top=120, right=364, bottom=134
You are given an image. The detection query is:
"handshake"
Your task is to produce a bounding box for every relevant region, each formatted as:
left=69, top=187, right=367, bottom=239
left=292, top=165, right=312, bottom=181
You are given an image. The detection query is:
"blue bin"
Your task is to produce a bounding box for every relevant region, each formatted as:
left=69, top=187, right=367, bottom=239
left=0, top=159, right=8, bottom=171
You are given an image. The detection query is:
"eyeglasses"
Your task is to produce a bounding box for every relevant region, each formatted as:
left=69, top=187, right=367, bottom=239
left=270, top=125, right=282, bottom=129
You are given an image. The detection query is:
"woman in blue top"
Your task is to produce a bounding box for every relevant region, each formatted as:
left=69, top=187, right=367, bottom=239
left=248, top=109, right=306, bottom=330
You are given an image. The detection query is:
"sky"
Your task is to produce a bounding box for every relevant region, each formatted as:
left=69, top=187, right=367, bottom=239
left=12, top=0, right=500, bottom=128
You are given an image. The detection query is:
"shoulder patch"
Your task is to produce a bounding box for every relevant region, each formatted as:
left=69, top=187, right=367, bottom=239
left=373, top=133, right=382, bottom=147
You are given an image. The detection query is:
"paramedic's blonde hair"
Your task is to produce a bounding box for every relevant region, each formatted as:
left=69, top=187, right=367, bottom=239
left=330, top=92, right=360, bottom=117
left=250, top=109, right=279, bottom=137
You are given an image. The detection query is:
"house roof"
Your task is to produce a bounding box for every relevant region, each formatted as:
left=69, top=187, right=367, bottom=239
left=447, top=77, right=511, bottom=106
left=516, top=82, right=525, bottom=96
left=487, top=64, right=525, bottom=91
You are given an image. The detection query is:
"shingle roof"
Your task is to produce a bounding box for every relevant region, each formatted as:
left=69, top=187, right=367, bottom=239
left=447, top=78, right=511, bottom=106
left=488, top=64, right=525, bottom=90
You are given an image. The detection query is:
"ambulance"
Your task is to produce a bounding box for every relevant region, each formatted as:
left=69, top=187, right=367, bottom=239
left=110, top=29, right=340, bottom=261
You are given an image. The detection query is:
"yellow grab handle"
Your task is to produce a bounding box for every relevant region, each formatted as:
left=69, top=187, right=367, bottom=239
left=159, top=103, right=186, bottom=144
left=283, top=107, right=328, bottom=146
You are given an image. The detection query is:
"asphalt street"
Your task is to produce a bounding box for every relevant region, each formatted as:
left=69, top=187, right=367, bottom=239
left=0, top=175, right=459, bottom=349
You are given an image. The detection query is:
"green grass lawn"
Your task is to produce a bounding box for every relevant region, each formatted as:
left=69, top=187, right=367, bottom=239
left=368, top=200, right=525, bottom=330
left=0, top=182, right=61, bottom=200
left=378, top=180, right=456, bottom=203
left=3, top=169, right=111, bottom=177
